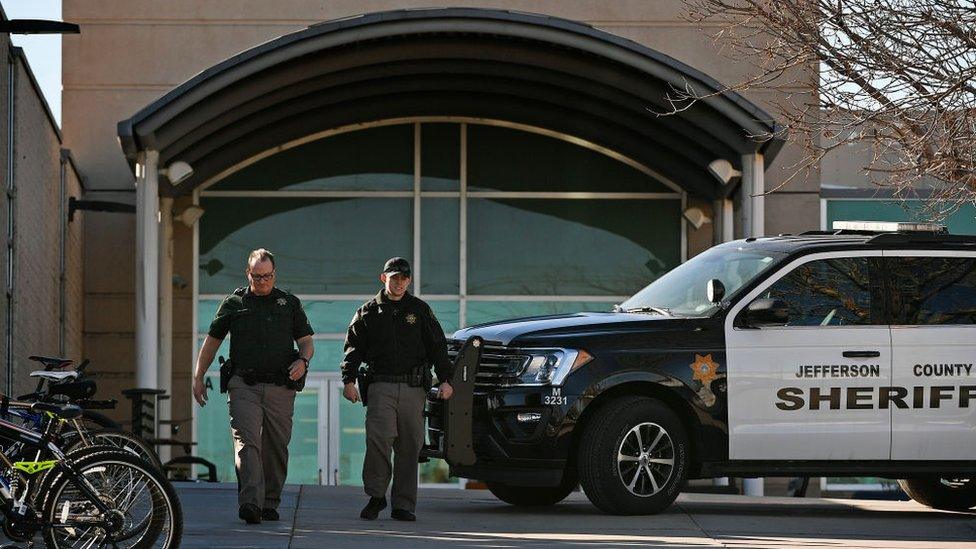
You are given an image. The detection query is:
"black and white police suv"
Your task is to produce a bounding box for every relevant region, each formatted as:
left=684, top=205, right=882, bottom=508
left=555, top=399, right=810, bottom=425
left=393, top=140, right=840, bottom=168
left=424, top=221, right=976, bottom=515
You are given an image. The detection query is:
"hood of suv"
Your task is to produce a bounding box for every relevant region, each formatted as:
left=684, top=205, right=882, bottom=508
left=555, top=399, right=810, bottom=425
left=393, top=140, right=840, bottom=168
left=452, top=311, right=684, bottom=346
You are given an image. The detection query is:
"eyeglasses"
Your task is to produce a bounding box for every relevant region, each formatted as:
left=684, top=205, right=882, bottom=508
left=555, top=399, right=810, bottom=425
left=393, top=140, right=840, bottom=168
left=249, top=271, right=275, bottom=282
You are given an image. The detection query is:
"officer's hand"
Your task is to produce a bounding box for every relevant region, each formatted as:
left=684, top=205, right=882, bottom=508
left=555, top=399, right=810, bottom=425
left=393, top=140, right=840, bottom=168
left=343, top=382, right=360, bottom=403
left=192, top=376, right=208, bottom=407
left=437, top=382, right=453, bottom=400
left=288, top=360, right=307, bottom=381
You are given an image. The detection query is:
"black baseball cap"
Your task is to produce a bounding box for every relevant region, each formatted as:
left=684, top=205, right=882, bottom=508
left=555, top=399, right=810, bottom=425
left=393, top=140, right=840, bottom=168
left=382, top=257, right=411, bottom=277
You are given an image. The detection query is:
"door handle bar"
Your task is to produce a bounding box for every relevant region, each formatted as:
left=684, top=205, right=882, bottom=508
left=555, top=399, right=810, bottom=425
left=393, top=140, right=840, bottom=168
left=842, top=350, right=881, bottom=358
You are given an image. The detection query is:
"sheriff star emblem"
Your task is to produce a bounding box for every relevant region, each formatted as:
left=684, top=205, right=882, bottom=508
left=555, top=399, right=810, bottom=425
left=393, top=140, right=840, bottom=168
left=406, top=313, right=417, bottom=325
left=690, top=354, right=720, bottom=386
left=276, top=298, right=287, bottom=306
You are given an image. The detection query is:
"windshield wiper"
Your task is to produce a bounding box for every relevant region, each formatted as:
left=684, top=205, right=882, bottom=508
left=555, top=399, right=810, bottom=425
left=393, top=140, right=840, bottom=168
left=621, top=306, right=672, bottom=316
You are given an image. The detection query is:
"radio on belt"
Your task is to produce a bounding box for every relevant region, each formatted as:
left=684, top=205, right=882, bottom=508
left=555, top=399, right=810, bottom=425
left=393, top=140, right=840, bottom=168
left=420, top=221, right=976, bottom=516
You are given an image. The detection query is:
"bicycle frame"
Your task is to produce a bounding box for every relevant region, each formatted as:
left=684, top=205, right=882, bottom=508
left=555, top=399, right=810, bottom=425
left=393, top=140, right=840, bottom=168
left=0, top=413, right=116, bottom=534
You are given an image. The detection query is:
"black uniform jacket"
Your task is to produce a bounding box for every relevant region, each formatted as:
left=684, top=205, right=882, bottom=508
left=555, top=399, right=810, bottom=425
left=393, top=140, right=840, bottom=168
left=340, top=291, right=453, bottom=385
left=208, top=287, right=314, bottom=373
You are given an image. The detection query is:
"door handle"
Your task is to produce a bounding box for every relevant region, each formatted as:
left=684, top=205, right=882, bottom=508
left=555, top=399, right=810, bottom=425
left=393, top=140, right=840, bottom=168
left=843, top=350, right=881, bottom=358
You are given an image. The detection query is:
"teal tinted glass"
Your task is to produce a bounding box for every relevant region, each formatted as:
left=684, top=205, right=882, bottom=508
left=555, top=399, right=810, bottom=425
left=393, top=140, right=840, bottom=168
left=428, top=299, right=460, bottom=334
left=421, top=198, right=459, bottom=294
left=467, top=124, right=673, bottom=193
left=826, top=200, right=976, bottom=235
left=198, top=299, right=221, bottom=332
left=303, top=300, right=369, bottom=334
left=421, top=123, right=460, bottom=191
left=210, top=124, right=413, bottom=191
left=338, top=384, right=366, bottom=485
left=199, top=197, right=412, bottom=294
left=466, top=300, right=618, bottom=327
left=467, top=199, right=681, bottom=295
left=309, top=340, right=344, bottom=373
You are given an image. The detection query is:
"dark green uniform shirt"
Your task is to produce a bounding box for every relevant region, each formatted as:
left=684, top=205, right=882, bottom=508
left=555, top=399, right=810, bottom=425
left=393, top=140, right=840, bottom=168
left=208, top=287, right=314, bottom=374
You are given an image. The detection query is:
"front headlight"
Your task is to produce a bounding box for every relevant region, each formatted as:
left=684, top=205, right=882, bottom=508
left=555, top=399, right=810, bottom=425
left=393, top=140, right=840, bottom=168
left=517, top=348, right=593, bottom=386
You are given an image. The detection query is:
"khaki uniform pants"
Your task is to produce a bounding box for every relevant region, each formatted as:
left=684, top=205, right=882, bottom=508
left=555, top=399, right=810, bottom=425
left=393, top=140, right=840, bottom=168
left=363, top=382, right=427, bottom=512
left=228, top=375, right=296, bottom=509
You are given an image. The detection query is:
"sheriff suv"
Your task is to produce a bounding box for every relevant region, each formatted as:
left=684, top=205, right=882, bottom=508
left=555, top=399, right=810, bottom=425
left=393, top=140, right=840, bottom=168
left=426, top=221, right=976, bottom=515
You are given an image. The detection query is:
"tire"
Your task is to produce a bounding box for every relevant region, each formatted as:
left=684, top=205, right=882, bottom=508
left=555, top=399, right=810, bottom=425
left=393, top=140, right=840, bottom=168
left=64, top=428, right=164, bottom=471
left=487, top=475, right=577, bottom=506
left=81, top=409, right=123, bottom=430
left=39, top=449, right=183, bottom=548
left=898, top=477, right=976, bottom=511
left=578, top=396, right=689, bottom=515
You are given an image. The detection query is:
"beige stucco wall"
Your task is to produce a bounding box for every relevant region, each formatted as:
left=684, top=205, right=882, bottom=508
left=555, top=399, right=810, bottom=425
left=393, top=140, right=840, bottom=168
left=0, top=48, right=86, bottom=396
left=62, top=1, right=820, bottom=426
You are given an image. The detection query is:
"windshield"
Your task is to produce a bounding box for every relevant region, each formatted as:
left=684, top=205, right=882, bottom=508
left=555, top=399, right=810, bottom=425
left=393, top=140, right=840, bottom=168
left=618, top=245, right=783, bottom=316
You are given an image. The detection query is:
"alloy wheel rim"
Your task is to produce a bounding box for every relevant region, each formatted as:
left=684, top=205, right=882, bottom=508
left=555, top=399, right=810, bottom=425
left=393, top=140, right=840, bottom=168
left=616, top=421, right=675, bottom=497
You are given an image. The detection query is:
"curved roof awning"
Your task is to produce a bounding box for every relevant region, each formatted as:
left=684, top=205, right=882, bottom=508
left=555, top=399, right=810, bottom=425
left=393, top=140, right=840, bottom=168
left=117, top=8, right=785, bottom=199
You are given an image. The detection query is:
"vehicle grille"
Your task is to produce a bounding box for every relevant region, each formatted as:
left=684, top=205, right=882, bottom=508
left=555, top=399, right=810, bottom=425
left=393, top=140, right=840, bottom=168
left=447, top=340, right=528, bottom=389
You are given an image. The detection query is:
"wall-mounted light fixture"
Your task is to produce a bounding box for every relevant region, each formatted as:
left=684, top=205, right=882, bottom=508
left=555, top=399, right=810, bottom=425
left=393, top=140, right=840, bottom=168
left=174, top=205, right=205, bottom=227
left=159, top=160, right=194, bottom=185
left=682, top=207, right=712, bottom=230
left=707, top=159, right=742, bottom=185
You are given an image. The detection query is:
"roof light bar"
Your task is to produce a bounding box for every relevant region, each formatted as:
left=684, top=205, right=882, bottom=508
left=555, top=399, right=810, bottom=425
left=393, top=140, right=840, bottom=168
left=832, top=221, right=947, bottom=233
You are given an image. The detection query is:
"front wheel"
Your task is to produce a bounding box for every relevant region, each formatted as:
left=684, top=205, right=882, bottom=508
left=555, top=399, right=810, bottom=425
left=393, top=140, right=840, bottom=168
left=578, top=396, right=689, bottom=515
left=487, top=476, right=577, bottom=506
left=40, top=449, right=183, bottom=548
left=898, top=477, right=976, bottom=511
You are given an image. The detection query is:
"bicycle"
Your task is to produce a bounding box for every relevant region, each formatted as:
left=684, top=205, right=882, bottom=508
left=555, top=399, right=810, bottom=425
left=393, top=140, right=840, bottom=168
left=0, top=401, right=183, bottom=548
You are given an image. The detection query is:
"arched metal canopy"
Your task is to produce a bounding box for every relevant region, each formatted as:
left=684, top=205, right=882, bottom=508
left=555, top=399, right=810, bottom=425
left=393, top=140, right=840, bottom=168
left=117, top=8, right=785, bottom=199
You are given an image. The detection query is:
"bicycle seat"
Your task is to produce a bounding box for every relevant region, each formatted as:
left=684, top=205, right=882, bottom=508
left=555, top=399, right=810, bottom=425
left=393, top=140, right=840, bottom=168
left=28, top=355, right=74, bottom=370
left=31, top=402, right=82, bottom=420
left=30, top=370, right=80, bottom=382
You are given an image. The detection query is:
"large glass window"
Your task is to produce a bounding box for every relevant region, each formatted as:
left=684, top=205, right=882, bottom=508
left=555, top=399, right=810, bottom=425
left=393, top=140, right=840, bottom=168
left=468, top=124, right=673, bottom=193
left=211, top=125, right=413, bottom=191
left=196, top=121, right=684, bottom=487
left=759, top=257, right=876, bottom=326
left=467, top=199, right=680, bottom=296
left=199, top=197, right=412, bottom=294
left=887, top=257, right=976, bottom=325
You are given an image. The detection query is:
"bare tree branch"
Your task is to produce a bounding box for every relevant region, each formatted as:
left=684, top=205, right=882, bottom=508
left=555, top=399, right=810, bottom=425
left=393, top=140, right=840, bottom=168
left=676, top=0, right=976, bottom=217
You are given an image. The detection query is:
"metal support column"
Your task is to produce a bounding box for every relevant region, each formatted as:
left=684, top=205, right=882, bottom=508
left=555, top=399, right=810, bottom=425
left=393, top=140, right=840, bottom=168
left=740, top=151, right=765, bottom=497
left=135, top=150, right=160, bottom=390
left=740, top=153, right=765, bottom=238
left=158, top=195, right=174, bottom=461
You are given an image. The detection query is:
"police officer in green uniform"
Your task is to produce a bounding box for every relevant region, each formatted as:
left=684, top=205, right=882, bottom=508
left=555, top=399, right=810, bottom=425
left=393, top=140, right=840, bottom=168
left=341, top=257, right=454, bottom=521
left=192, top=249, right=314, bottom=524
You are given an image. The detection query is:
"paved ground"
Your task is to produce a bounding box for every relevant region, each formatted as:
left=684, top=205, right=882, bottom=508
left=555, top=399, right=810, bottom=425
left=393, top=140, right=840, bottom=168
left=177, top=483, right=976, bottom=548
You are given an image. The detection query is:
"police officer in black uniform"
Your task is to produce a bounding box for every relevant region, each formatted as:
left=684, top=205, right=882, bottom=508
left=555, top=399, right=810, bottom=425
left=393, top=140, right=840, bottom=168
left=193, top=249, right=314, bottom=524
left=341, top=257, right=454, bottom=521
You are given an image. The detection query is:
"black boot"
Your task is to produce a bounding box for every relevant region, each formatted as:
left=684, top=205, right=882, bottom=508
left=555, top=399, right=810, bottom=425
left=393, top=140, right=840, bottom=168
left=261, top=508, right=280, bottom=521
left=359, top=496, right=387, bottom=520
left=239, top=503, right=262, bottom=524
left=391, top=508, right=416, bottom=521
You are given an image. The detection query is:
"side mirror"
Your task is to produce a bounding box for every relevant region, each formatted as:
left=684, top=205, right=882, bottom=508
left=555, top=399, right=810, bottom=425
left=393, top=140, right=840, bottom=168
left=744, top=299, right=790, bottom=327
left=706, top=279, right=725, bottom=303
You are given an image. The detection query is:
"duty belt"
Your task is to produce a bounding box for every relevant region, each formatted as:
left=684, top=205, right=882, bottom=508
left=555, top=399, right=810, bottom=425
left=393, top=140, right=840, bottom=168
left=368, top=373, right=413, bottom=383
left=236, top=369, right=282, bottom=386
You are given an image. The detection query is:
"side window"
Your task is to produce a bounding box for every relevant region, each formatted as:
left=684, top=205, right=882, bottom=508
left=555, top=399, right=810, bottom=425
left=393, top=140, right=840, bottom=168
left=758, top=257, right=875, bottom=326
left=888, top=257, right=976, bottom=325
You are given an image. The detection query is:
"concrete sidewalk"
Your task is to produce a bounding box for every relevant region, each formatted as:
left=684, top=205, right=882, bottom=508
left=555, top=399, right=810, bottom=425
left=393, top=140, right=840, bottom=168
left=178, top=483, right=976, bottom=548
